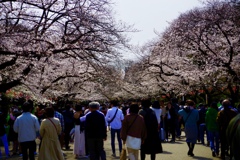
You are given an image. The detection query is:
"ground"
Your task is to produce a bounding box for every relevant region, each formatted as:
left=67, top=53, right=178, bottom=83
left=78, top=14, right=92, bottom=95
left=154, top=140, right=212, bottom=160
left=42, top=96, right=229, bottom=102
left=1, top=131, right=231, bottom=160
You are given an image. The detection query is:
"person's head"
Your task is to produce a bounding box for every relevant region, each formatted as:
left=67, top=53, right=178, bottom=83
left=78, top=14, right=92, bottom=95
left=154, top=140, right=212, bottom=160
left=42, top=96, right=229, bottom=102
left=186, top=99, right=195, bottom=107
left=152, top=101, right=160, bottom=109
left=28, top=100, right=34, bottom=111
left=171, top=98, right=178, bottom=104
left=89, top=101, right=100, bottom=111
left=110, top=99, right=119, bottom=107
left=141, top=99, right=152, bottom=108
left=167, top=102, right=172, bottom=108
left=22, top=102, right=31, bottom=112
left=75, top=104, right=82, bottom=112
left=129, top=104, right=139, bottom=114
left=44, top=107, right=54, bottom=118
left=52, top=104, right=58, bottom=111
left=65, top=104, right=71, bottom=110
left=198, top=103, right=204, bottom=109
left=179, top=101, right=185, bottom=106
left=222, top=99, right=230, bottom=109
left=210, top=102, right=218, bottom=110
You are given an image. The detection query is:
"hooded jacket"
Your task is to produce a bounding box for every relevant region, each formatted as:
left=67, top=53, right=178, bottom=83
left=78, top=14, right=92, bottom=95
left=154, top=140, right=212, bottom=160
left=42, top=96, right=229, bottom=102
left=205, top=107, right=218, bottom=132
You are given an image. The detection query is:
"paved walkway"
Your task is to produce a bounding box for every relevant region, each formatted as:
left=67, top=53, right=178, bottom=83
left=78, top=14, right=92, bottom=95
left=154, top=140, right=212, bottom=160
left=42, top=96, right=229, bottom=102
left=2, top=132, right=230, bottom=160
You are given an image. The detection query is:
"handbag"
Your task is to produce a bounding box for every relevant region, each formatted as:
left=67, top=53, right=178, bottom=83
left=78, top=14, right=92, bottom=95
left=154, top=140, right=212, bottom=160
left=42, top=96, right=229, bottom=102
left=126, top=135, right=141, bottom=150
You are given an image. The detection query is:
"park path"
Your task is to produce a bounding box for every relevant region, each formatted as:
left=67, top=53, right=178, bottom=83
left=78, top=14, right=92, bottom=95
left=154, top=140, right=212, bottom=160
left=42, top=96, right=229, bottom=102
left=4, top=131, right=229, bottom=160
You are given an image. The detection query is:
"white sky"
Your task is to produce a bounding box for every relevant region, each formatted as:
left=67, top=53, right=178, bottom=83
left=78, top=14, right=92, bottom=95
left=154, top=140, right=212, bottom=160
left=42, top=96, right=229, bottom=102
left=113, top=0, right=203, bottom=59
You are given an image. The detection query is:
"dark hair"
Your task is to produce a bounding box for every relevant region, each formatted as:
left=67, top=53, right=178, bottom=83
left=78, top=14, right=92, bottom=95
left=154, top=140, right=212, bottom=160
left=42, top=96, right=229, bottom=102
left=75, top=104, right=82, bottom=112
left=210, top=102, right=218, bottom=110
left=28, top=100, right=34, bottom=108
left=186, top=99, right=195, bottom=107
left=171, top=98, right=178, bottom=103
left=141, top=99, right=152, bottom=108
left=222, top=99, right=230, bottom=109
left=110, top=99, right=119, bottom=106
left=52, top=104, right=58, bottom=111
left=152, top=101, right=160, bottom=109
left=198, top=103, right=204, bottom=108
left=22, top=102, right=31, bottom=112
left=129, top=104, right=139, bottom=114
left=45, top=107, right=54, bottom=118
left=65, top=104, right=71, bottom=110
left=179, top=101, right=185, bottom=106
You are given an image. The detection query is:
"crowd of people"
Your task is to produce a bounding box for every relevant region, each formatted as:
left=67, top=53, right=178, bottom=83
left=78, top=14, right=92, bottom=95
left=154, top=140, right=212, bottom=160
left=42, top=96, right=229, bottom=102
left=0, top=97, right=240, bottom=160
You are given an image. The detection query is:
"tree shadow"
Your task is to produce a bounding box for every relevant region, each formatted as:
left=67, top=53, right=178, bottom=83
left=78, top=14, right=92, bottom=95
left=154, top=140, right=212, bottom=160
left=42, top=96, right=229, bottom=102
left=191, top=156, right=214, bottom=160
left=163, top=141, right=184, bottom=144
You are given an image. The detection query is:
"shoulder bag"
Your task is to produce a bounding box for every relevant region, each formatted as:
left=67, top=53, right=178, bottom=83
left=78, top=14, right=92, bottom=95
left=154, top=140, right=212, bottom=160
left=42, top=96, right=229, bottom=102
left=108, top=109, right=118, bottom=124
left=48, top=118, right=58, bottom=135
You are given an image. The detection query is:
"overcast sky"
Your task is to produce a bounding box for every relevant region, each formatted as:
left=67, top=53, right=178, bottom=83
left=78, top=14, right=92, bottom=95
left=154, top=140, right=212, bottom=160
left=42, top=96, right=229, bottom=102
left=113, top=0, right=203, bottom=59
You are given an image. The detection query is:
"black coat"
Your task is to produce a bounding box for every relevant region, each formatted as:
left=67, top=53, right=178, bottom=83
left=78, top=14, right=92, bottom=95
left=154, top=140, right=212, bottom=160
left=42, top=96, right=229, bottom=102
left=139, top=108, right=162, bottom=154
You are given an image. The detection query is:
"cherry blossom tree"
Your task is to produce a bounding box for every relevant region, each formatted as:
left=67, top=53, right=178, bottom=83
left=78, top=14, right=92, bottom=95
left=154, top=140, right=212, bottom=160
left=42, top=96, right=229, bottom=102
left=127, top=1, right=240, bottom=103
left=0, top=0, right=131, bottom=100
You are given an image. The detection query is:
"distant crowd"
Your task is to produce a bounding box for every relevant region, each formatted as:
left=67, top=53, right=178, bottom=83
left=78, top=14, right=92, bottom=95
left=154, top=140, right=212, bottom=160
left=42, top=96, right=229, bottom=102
left=0, top=98, right=240, bottom=160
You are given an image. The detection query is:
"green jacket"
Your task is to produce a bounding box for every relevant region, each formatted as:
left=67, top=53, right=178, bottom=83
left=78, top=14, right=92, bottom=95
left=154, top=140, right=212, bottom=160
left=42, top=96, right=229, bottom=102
left=205, top=107, right=219, bottom=131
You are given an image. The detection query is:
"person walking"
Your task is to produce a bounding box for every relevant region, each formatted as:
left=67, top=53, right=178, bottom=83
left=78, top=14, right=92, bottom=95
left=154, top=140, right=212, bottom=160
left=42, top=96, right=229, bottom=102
left=52, top=104, right=65, bottom=149
left=13, top=102, right=40, bottom=160
left=121, top=103, right=147, bottom=160
left=205, top=102, right=219, bottom=157
left=178, top=100, right=199, bottom=157
left=73, top=104, right=86, bottom=159
left=168, top=102, right=177, bottom=142
left=217, top=99, right=238, bottom=159
left=139, top=99, right=162, bottom=160
left=8, top=107, right=21, bottom=156
left=85, top=102, right=107, bottom=160
left=226, top=114, right=240, bottom=160
left=62, top=104, right=74, bottom=150
left=0, top=110, right=10, bottom=159
left=38, top=107, right=64, bottom=160
left=198, top=103, right=209, bottom=145
left=105, top=100, right=124, bottom=157
left=150, top=101, right=162, bottom=130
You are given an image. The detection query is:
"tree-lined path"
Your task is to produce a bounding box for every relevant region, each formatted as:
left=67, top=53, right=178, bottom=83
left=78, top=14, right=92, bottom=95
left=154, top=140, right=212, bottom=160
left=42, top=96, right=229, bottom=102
left=4, top=131, right=230, bottom=160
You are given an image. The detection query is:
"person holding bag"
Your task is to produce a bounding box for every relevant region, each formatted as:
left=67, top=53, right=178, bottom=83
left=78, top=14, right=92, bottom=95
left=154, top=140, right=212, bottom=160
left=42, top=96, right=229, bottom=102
left=105, top=100, right=124, bottom=157
left=38, top=107, right=64, bottom=160
left=121, top=103, right=147, bottom=160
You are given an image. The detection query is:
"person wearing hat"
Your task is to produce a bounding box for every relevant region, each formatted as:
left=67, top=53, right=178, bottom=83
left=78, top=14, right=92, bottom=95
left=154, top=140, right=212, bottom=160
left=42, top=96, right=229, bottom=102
left=85, top=102, right=107, bottom=160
